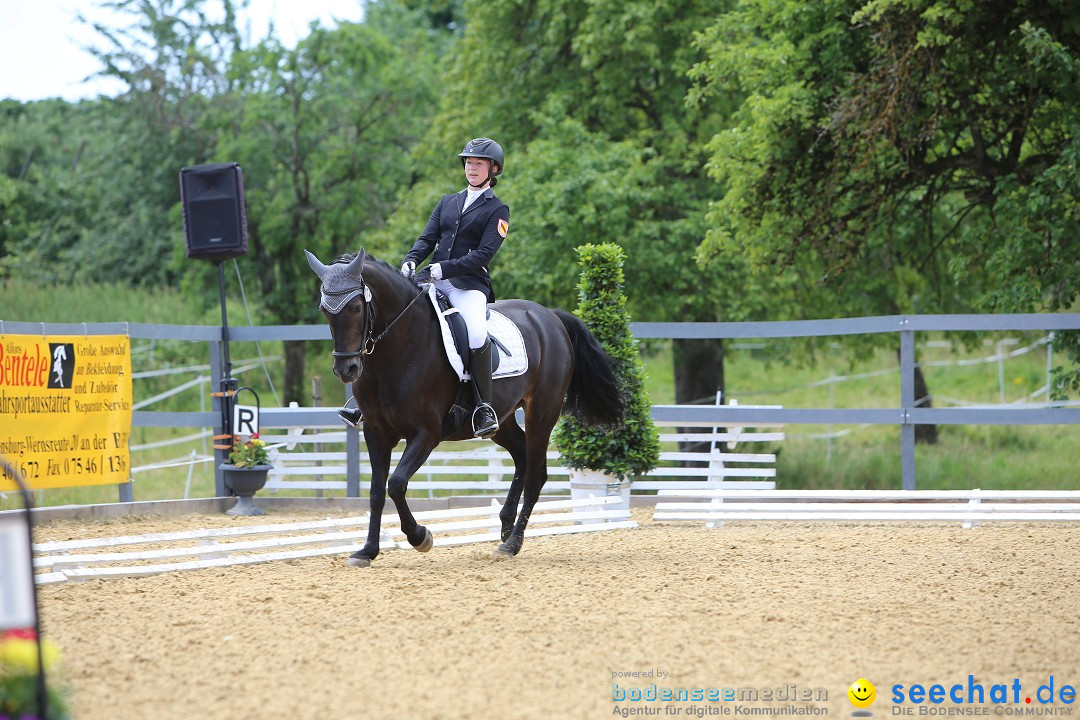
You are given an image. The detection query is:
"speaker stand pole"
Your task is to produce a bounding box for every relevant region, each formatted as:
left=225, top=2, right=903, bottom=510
left=212, top=261, right=238, bottom=499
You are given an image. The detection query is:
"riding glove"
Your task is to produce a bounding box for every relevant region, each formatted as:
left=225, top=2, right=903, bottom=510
left=429, top=263, right=443, bottom=281
left=400, top=261, right=416, bottom=278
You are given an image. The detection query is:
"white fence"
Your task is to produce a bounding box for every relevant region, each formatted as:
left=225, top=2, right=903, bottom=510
left=259, top=403, right=782, bottom=496
left=33, top=495, right=636, bottom=584
left=653, top=489, right=1080, bottom=527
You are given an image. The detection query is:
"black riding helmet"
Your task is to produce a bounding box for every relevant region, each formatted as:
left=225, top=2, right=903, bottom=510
left=459, top=137, right=504, bottom=187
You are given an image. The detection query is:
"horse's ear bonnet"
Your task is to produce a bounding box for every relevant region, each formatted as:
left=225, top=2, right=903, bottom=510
left=306, top=250, right=371, bottom=314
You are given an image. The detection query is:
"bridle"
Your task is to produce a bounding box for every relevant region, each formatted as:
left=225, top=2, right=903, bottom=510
left=324, top=276, right=428, bottom=361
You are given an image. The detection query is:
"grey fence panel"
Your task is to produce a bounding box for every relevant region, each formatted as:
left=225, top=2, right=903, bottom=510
left=133, top=411, right=218, bottom=428
left=906, top=314, right=1080, bottom=332
left=260, top=407, right=343, bottom=427
left=900, top=330, right=917, bottom=489
left=631, top=313, right=1080, bottom=339
left=230, top=325, right=330, bottom=342
left=630, top=316, right=905, bottom=339
left=649, top=406, right=1079, bottom=426
left=907, top=408, right=1080, bottom=425
left=650, top=406, right=903, bottom=426
left=126, top=323, right=222, bottom=341
left=0, top=321, right=223, bottom=341
left=0, top=320, right=135, bottom=336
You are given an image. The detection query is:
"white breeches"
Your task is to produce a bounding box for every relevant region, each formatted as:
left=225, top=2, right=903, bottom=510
left=433, top=280, right=488, bottom=349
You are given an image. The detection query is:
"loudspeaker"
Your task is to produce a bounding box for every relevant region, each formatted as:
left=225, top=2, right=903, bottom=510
left=180, top=162, right=248, bottom=261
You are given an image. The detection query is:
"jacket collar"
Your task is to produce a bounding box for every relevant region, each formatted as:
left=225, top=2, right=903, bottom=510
left=460, top=187, right=495, bottom=217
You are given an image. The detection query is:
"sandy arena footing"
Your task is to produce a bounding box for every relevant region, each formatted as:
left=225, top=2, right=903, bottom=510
left=31, top=507, right=1080, bottom=720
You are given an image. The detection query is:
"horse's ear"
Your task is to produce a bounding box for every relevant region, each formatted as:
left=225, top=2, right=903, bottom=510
left=345, top=249, right=365, bottom=277
left=304, top=250, right=328, bottom=279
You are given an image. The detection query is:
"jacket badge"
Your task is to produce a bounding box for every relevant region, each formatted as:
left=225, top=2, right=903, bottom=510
left=497, top=218, right=509, bottom=238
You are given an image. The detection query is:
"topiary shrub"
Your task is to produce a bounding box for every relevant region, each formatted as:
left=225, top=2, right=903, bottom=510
left=554, top=243, right=659, bottom=480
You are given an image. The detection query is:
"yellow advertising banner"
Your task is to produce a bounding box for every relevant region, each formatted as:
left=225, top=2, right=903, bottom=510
left=0, top=335, right=133, bottom=490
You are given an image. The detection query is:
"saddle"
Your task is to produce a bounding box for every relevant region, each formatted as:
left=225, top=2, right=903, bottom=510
left=425, top=285, right=526, bottom=382
left=426, top=285, right=525, bottom=439
left=432, top=289, right=505, bottom=377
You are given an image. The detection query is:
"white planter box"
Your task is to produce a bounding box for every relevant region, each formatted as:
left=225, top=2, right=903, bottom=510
left=568, top=468, right=631, bottom=522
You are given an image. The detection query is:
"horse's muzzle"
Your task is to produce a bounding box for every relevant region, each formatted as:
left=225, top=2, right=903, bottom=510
left=333, top=356, right=362, bottom=383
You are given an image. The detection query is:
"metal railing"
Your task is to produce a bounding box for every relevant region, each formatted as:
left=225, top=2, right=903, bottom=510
left=635, top=314, right=1080, bottom=489
left=3, top=313, right=1078, bottom=496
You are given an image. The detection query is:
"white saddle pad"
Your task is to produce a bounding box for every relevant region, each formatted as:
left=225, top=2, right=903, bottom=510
left=425, top=284, right=528, bottom=381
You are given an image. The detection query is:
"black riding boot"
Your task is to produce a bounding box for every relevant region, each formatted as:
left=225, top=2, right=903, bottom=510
left=337, top=398, right=362, bottom=429
left=470, top=340, right=499, bottom=438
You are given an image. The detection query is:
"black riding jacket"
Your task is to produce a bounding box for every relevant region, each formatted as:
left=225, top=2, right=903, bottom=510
left=404, top=187, right=510, bottom=302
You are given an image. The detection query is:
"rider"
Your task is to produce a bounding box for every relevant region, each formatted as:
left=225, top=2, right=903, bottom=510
left=400, top=137, right=510, bottom=438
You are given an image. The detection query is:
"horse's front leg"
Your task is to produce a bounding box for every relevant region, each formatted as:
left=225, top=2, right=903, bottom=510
left=492, top=420, right=528, bottom=542
left=386, top=430, right=439, bottom=552
left=350, top=430, right=393, bottom=568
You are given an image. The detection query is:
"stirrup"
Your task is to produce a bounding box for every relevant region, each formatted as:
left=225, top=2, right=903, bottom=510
left=337, top=399, right=363, bottom=429
left=472, top=403, right=499, bottom=438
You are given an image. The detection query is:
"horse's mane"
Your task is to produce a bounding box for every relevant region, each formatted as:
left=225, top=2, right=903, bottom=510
left=331, top=251, right=419, bottom=295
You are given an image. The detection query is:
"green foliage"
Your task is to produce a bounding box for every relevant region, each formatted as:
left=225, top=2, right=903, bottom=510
left=0, top=673, right=71, bottom=720
left=493, top=116, right=653, bottom=311
left=369, top=0, right=739, bottom=324
left=1, top=277, right=196, bottom=324
left=3, top=0, right=1078, bottom=406
left=693, top=0, right=1080, bottom=349
left=0, top=0, right=239, bottom=287
left=215, top=8, right=443, bottom=325
left=554, top=243, right=659, bottom=479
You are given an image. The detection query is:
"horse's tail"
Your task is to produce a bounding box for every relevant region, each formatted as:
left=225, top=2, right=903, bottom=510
left=554, top=309, right=625, bottom=427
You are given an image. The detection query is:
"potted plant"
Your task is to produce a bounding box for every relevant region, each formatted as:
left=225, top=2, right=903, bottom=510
left=220, top=433, right=271, bottom=516
left=554, top=243, right=659, bottom=514
left=0, top=628, right=70, bottom=719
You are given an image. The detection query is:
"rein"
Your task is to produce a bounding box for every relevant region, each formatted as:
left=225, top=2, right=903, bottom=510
left=331, top=283, right=429, bottom=359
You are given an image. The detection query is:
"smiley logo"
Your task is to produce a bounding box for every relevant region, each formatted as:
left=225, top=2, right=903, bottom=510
left=848, top=678, right=876, bottom=708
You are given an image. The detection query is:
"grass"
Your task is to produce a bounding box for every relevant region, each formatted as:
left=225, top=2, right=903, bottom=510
left=2, top=279, right=1078, bottom=509
left=639, top=334, right=1078, bottom=491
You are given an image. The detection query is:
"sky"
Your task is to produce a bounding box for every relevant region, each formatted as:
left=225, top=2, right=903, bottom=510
left=0, top=0, right=365, bottom=102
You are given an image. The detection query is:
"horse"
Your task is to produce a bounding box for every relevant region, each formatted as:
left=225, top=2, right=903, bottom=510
left=304, top=248, right=624, bottom=565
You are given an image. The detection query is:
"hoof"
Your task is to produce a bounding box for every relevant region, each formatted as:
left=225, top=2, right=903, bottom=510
left=492, top=542, right=517, bottom=558
left=348, top=552, right=373, bottom=568
left=413, top=527, right=434, bottom=553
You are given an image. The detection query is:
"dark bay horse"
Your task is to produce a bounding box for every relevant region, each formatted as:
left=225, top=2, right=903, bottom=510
left=305, top=249, right=624, bottom=565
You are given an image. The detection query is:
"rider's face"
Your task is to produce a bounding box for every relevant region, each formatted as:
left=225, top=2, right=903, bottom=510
left=464, top=157, right=492, bottom=187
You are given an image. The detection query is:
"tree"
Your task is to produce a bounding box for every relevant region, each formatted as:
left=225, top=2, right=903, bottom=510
left=367, top=0, right=747, bottom=409
left=693, top=0, right=1080, bottom=413
left=85, top=0, right=242, bottom=284
left=0, top=99, right=125, bottom=284
left=213, top=5, right=447, bottom=401
left=1, top=0, right=241, bottom=287
left=554, top=243, right=659, bottom=480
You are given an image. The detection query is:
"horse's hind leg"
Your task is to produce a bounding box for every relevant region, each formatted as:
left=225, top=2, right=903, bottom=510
left=494, top=416, right=552, bottom=557
left=492, top=420, right=527, bottom=542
